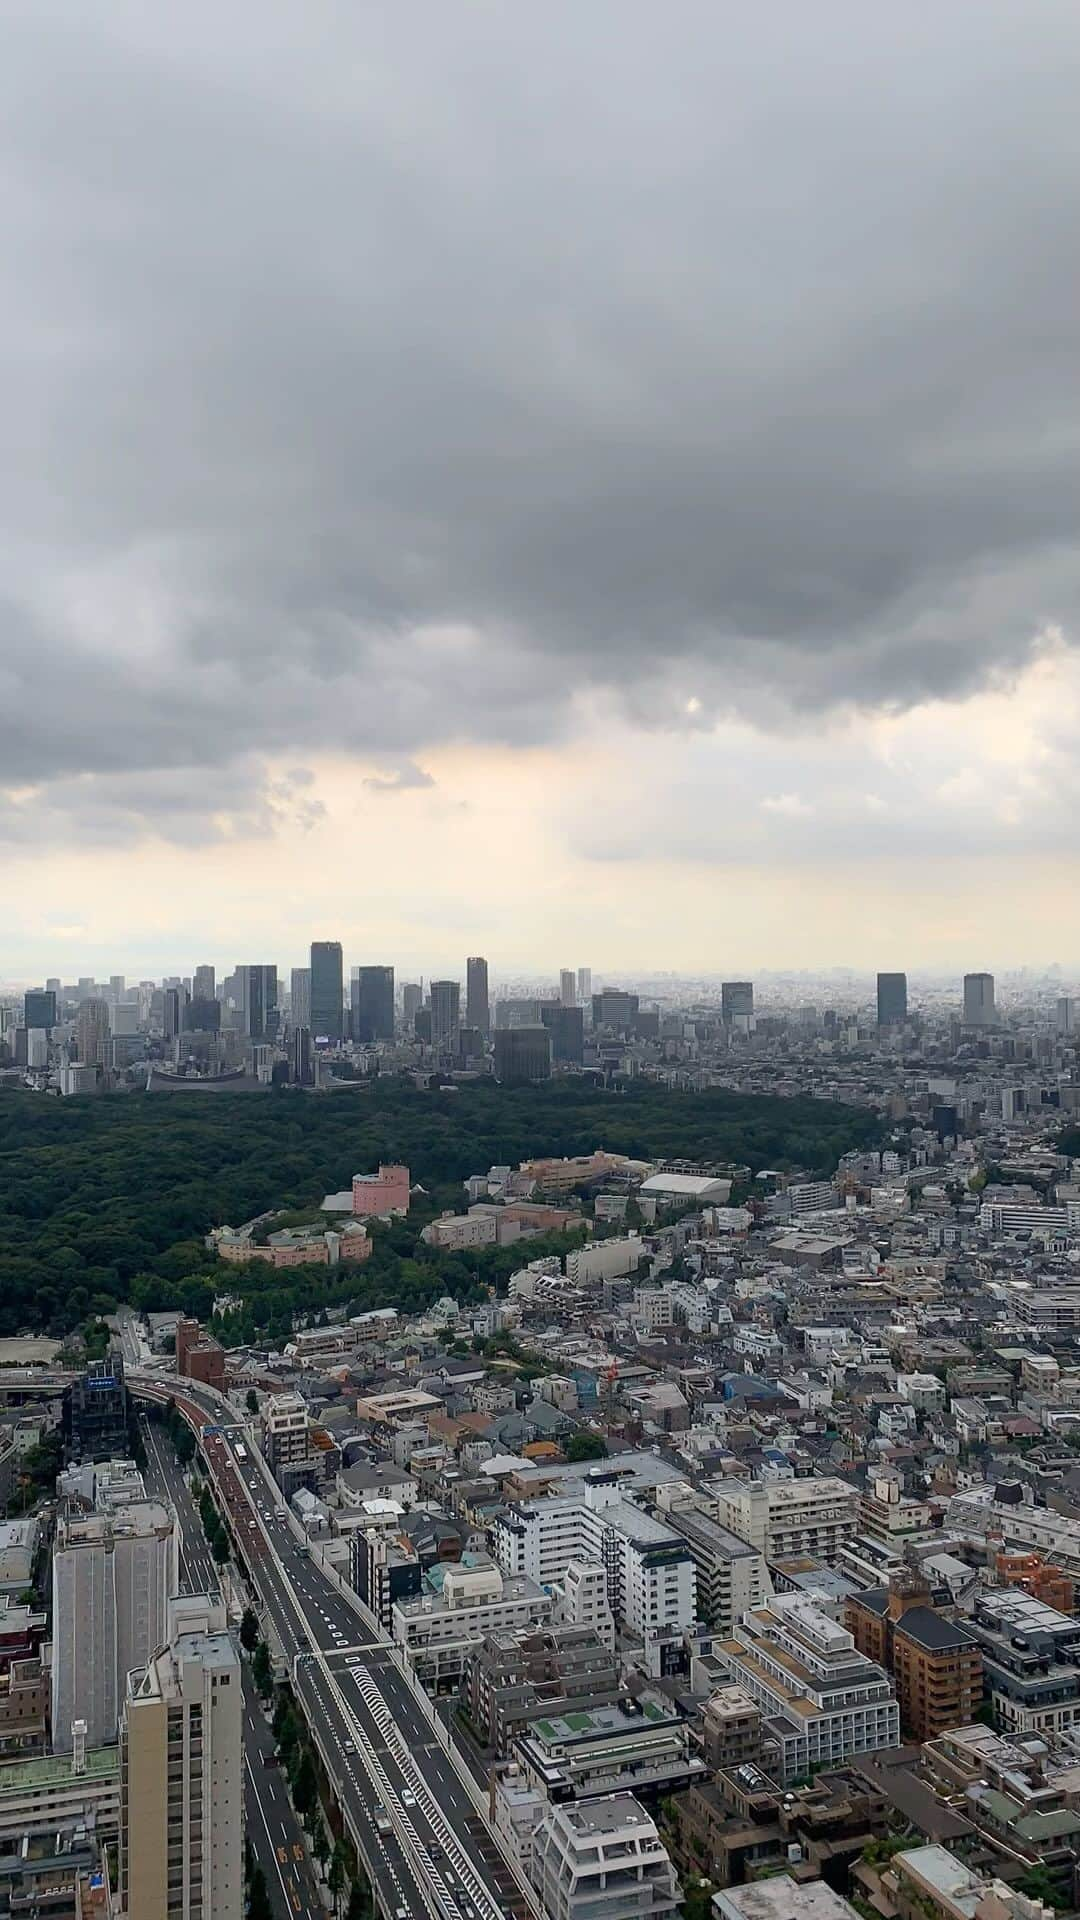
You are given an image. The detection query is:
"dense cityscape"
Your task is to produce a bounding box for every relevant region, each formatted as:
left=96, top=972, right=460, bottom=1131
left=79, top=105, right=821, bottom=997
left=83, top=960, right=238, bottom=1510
left=5, top=960, right=1080, bottom=1919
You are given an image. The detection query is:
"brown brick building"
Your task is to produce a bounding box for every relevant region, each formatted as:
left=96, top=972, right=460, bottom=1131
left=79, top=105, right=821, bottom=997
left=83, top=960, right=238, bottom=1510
left=847, top=1567, right=982, bottom=1741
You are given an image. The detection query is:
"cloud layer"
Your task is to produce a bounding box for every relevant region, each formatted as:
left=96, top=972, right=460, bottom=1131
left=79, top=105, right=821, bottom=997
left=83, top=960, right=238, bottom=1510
left=1, top=0, right=1079, bottom=933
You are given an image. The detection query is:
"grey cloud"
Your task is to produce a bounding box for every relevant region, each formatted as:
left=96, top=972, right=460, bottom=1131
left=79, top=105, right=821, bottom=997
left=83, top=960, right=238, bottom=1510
left=364, top=763, right=437, bottom=795
left=1, top=0, right=1079, bottom=841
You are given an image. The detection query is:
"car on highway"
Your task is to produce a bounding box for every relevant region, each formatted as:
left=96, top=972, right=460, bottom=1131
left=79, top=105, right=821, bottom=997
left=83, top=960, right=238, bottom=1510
left=373, top=1805, right=392, bottom=1836
left=401, top=1789, right=416, bottom=1806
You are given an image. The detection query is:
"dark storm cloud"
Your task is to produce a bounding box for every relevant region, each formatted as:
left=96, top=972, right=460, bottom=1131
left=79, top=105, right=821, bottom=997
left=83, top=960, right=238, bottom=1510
left=2, top=0, right=1079, bottom=838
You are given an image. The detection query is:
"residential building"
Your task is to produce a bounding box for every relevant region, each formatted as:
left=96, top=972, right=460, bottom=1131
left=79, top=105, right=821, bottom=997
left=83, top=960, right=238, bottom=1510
left=968, top=1588, right=1080, bottom=1733
left=465, top=1626, right=620, bottom=1754
left=52, top=1502, right=178, bottom=1752
left=392, top=1559, right=553, bottom=1688
left=664, top=1505, right=773, bottom=1636
left=118, top=1594, right=242, bottom=1920
left=516, top=1691, right=704, bottom=1805
left=532, top=1794, right=680, bottom=1920
left=492, top=1489, right=697, bottom=1643
left=262, top=1393, right=310, bottom=1476
left=701, top=1686, right=763, bottom=1772
left=716, top=1594, right=899, bottom=1784
left=846, top=1569, right=981, bottom=1741
left=709, top=1477, right=860, bottom=1567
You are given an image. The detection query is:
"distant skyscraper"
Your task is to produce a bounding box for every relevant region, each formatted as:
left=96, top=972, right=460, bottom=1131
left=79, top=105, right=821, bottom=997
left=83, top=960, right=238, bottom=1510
left=559, top=969, right=577, bottom=1007
left=193, top=964, right=215, bottom=1001
left=592, top=990, right=639, bottom=1032
left=494, top=1026, right=552, bottom=1084
left=241, top=965, right=278, bottom=1042
left=402, top=982, right=423, bottom=1029
left=430, top=980, right=461, bottom=1053
left=292, top=1025, right=313, bottom=1086
left=466, top=956, right=490, bottom=1037
left=23, top=988, right=56, bottom=1032
left=721, top=981, right=754, bottom=1023
left=75, top=998, right=110, bottom=1069
left=541, top=1002, right=585, bottom=1065
left=1057, top=997, right=1077, bottom=1035
left=351, top=965, right=395, bottom=1042
left=876, top=972, right=908, bottom=1027
left=290, top=966, right=311, bottom=1029
left=162, top=985, right=187, bottom=1040
left=577, top=967, right=592, bottom=1010
left=119, top=1594, right=242, bottom=1920
left=963, top=972, right=996, bottom=1027
left=310, top=940, right=344, bottom=1044
left=109, top=975, right=125, bottom=998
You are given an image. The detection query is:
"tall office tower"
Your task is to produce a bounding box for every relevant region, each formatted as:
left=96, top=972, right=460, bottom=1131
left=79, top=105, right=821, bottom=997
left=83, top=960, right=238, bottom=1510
left=559, top=968, right=577, bottom=1007
left=75, top=997, right=110, bottom=1068
left=292, top=1025, right=313, bottom=1086
left=309, top=940, right=344, bottom=1043
left=52, top=1500, right=178, bottom=1752
left=241, top=964, right=278, bottom=1041
left=351, top=965, right=395, bottom=1042
left=430, top=980, right=461, bottom=1053
left=109, top=974, right=125, bottom=998
left=119, top=1594, right=242, bottom=1920
left=541, top=1002, right=585, bottom=1065
left=402, top=981, right=423, bottom=1029
left=187, top=996, right=220, bottom=1034
left=193, top=964, right=215, bottom=1001
left=876, top=972, right=908, bottom=1027
left=1057, top=997, right=1077, bottom=1035
left=577, top=966, right=592, bottom=1010
left=721, top=981, right=754, bottom=1023
left=162, top=985, right=187, bottom=1040
left=290, top=966, right=311, bottom=1030
left=493, top=1025, right=552, bottom=1084
left=963, top=972, right=996, bottom=1027
left=466, top=956, right=490, bottom=1037
left=591, top=989, right=639, bottom=1032
left=77, top=977, right=95, bottom=999
left=46, top=976, right=61, bottom=996
left=23, top=988, right=56, bottom=1032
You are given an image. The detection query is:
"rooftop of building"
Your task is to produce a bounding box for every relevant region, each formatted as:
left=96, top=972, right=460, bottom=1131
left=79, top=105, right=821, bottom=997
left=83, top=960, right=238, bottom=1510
left=528, top=1694, right=679, bottom=1745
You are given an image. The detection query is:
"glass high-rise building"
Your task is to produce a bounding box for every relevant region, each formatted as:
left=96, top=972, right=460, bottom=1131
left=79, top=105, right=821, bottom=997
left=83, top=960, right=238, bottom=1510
left=721, top=981, right=754, bottom=1022
left=309, top=941, right=344, bottom=1044
left=466, top=956, right=490, bottom=1036
left=430, top=980, right=461, bottom=1053
left=24, top=988, right=57, bottom=1032
left=242, top=965, right=278, bottom=1042
left=876, top=972, right=908, bottom=1027
left=351, top=965, right=395, bottom=1042
left=963, top=972, right=996, bottom=1028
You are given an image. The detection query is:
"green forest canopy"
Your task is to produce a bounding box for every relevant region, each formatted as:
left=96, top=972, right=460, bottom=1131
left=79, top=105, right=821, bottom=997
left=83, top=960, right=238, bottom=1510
left=0, top=1077, right=879, bottom=1338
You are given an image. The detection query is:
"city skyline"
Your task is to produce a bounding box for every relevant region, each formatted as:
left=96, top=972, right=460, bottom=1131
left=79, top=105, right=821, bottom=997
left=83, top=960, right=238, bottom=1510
left=2, top=5, right=1079, bottom=976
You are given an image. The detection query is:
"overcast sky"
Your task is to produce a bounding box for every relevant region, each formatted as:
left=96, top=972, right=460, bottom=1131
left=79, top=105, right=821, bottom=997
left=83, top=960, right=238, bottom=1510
left=3, top=1, right=1079, bottom=980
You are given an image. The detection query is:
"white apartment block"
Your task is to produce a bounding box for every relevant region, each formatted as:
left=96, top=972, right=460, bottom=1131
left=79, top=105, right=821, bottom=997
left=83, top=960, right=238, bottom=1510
left=532, top=1793, right=680, bottom=1920
left=662, top=1503, right=773, bottom=1637
left=709, top=1477, right=859, bottom=1567
left=947, top=1485, right=1080, bottom=1575
left=717, top=1593, right=899, bottom=1784
left=565, top=1236, right=644, bottom=1286
left=52, top=1502, right=178, bottom=1753
left=492, top=1488, right=696, bottom=1643
left=391, top=1561, right=552, bottom=1687
left=119, top=1595, right=242, bottom=1920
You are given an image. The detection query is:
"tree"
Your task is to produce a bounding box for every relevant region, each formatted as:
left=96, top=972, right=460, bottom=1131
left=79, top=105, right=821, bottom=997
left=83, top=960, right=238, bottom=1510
left=328, top=1841, right=350, bottom=1914
left=245, top=1388, right=259, bottom=1415
left=292, top=1747, right=318, bottom=1826
left=252, top=1639, right=273, bottom=1698
left=312, top=1824, right=331, bottom=1874
left=240, top=1608, right=260, bottom=1654
left=346, top=1883, right=370, bottom=1920
left=174, top=1423, right=196, bottom=1466
left=247, top=1865, right=273, bottom=1920
left=211, top=1527, right=231, bottom=1566
left=565, top=1431, right=608, bottom=1462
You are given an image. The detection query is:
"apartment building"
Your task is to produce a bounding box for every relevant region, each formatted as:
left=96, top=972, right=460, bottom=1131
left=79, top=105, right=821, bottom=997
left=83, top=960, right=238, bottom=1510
left=716, top=1593, right=899, bottom=1784
left=968, top=1589, right=1080, bottom=1734
left=118, top=1595, right=242, bottom=1920
left=516, top=1692, right=705, bottom=1805
left=392, top=1560, right=553, bottom=1688
left=709, top=1476, right=860, bottom=1567
left=492, top=1488, right=697, bottom=1642
left=846, top=1570, right=981, bottom=1741
left=52, top=1502, right=178, bottom=1752
left=532, top=1794, right=681, bottom=1920
left=465, top=1626, right=620, bottom=1755
left=663, top=1504, right=773, bottom=1636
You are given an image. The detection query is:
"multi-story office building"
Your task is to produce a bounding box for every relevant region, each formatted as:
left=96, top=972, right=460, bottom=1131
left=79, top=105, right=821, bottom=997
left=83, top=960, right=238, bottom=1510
left=23, top=989, right=56, bottom=1032
left=262, top=1393, right=311, bottom=1477
left=119, top=1594, right=242, bottom=1920
left=401, top=981, right=423, bottom=1029
left=492, top=1489, right=696, bottom=1644
left=876, top=972, right=908, bottom=1027
left=708, top=1477, right=859, bottom=1568
left=717, top=1594, right=899, bottom=1783
left=576, top=967, right=592, bottom=1011
left=963, top=971, right=996, bottom=1026
left=591, top=990, right=639, bottom=1032
left=292, top=1025, right=313, bottom=1086
left=290, top=966, right=311, bottom=1029
left=466, top=956, right=490, bottom=1036
left=493, top=1026, right=552, bottom=1084
left=241, top=964, right=278, bottom=1041
left=309, top=940, right=343, bottom=1043
left=540, top=1003, right=584, bottom=1065
left=721, top=981, right=754, bottom=1022
left=559, top=969, right=577, bottom=1007
left=62, top=1354, right=130, bottom=1465
left=162, top=985, right=186, bottom=1040
left=193, top=964, right=215, bottom=1001
left=430, top=979, right=461, bottom=1053
left=52, top=1501, right=178, bottom=1752
left=351, top=965, right=395, bottom=1042
left=532, top=1795, right=680, bottom=1920
left=75, top=997, right=110, bottom=1069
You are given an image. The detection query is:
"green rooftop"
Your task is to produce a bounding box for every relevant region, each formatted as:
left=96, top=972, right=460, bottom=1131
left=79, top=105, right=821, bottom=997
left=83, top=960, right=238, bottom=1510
left=0, top=1748, right=118, bottom=1794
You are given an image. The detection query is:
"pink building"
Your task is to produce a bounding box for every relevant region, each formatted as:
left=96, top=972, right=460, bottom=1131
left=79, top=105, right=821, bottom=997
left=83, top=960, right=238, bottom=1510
left=351, top=1163, right=410, bottom=1216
